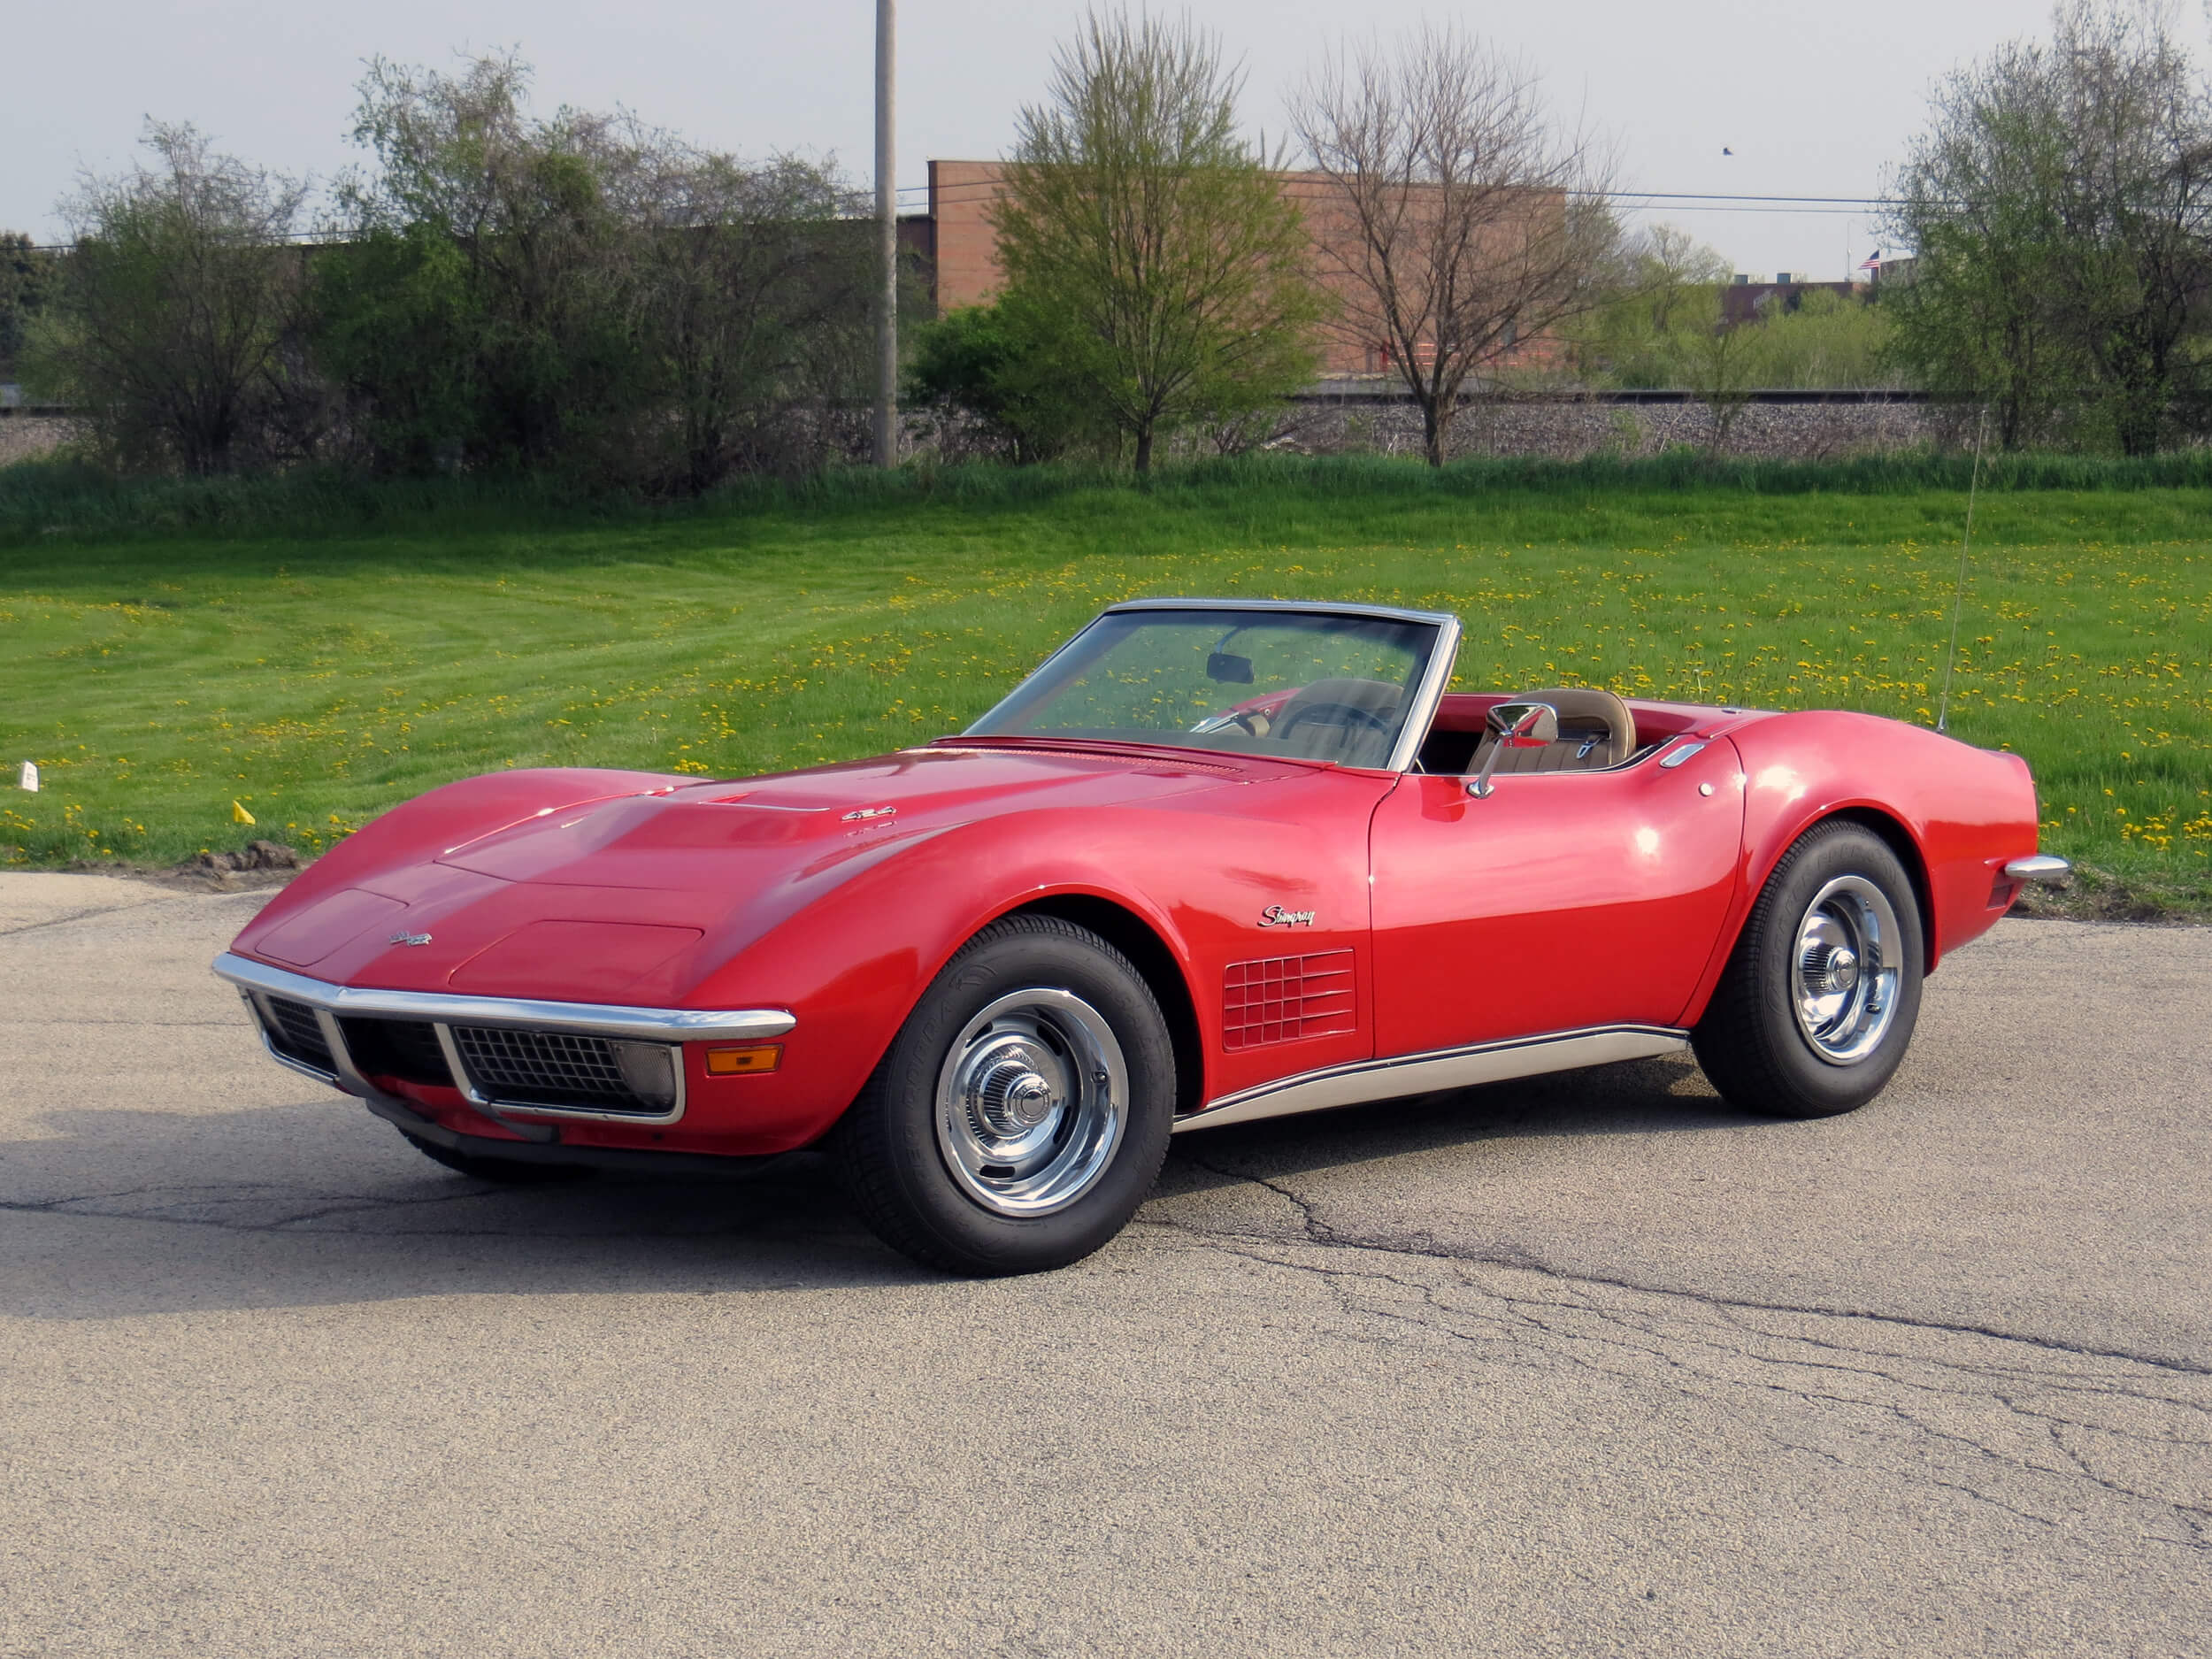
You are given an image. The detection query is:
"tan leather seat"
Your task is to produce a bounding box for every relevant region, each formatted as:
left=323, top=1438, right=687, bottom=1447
left=1469, top=686, right=1637, bottom=776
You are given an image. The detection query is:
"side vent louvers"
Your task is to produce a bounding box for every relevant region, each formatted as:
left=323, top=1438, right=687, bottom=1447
left=1223, top=951, right=1356, bottom=1050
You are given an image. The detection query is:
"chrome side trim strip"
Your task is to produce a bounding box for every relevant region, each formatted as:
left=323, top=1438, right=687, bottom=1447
left=1172, top=1025, right=1692, bottom=1133
left=2004, top=855, right=2072, bottom=885
left=211, top=952, right=795, bottom=1042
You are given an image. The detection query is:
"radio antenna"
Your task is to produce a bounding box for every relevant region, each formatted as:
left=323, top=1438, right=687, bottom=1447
left=1936, top=408, right=1989, bottom=734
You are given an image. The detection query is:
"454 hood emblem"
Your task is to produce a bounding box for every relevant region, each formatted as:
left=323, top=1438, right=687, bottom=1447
left=1258, top=905, right=1317, bottom=928
left=388, top=932, right=433, bottom=948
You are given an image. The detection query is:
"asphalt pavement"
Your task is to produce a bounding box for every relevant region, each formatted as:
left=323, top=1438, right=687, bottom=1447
left=2, top=872, right=2207, bottom=1657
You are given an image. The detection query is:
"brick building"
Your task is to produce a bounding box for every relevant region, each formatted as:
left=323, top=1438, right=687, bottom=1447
left=907, top=159, right=1561, bottom=379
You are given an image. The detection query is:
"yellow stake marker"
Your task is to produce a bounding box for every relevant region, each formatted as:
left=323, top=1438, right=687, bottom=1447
left=232, top=801, right=257, bottom=826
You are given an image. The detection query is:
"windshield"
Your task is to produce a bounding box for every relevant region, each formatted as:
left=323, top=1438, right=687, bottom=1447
left=965, top=608, right=1442, bottom=768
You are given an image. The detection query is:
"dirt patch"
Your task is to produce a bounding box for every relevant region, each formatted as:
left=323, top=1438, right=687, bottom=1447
left=2008, top=865, right=2210, bottom=926
left=79, top=839, right=311, bottom=895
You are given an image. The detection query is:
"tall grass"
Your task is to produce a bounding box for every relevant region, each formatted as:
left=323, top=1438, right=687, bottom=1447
left=12, top=448, right=2212, bottom=548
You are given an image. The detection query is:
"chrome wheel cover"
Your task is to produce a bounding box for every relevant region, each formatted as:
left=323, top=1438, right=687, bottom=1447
left=934, top=988, right=1128, bottom=1217
left=1791, top=874, right=1902, bottom=1065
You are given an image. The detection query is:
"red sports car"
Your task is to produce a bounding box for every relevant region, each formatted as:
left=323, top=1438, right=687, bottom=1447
left=215, top=599, right=2068, bottom=1274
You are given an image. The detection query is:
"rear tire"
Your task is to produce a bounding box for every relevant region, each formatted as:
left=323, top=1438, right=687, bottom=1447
left=399, top=1130, right=592, bottom=1185
left=1693, top=821, right=1924, bottom=1120
left=836, top=914, right=1176, bottom=1277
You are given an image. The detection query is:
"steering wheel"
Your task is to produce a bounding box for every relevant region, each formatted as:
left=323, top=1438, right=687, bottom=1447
left=1274, top=700, right=1391, bottom=748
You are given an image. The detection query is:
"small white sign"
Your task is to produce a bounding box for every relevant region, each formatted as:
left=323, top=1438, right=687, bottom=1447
left=17, top=762, right=36, bottom=793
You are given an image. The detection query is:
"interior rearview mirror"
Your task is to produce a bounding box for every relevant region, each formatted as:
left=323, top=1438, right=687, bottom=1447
left=1206, top=651, right=1254, bottom=685
left=1468, top=701, right=1561, bottom=798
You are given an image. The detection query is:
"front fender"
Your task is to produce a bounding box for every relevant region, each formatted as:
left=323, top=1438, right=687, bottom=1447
left=685, top=775, right=1384, bottom=1151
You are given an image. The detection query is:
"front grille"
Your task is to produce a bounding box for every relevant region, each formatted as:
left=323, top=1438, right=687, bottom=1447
left=262, top=996, right=335, bottom=1071
left=450, top=1025, right=659, bottom=1113
left=339, top=1017, right=453, bottom=1088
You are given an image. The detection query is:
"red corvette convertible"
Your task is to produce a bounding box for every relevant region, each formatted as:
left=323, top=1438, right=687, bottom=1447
left=216, top=598, right=2068, bottom=1274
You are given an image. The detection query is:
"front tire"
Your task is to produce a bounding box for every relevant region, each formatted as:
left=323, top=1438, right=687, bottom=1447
left=836, top=914, right=1176, bottom=1276
left=1693, top=821, right=1924, bottom=1119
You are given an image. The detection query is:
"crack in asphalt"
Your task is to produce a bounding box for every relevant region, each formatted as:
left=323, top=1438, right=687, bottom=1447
left=0, top=1176, right=838, bottom=1242
left=0, top=1180, right=518, bottom=1231
left=1154, top=1151, right=2212, bottom=1554
left=4, top=1136, right=2204, bottom=1558
left=0, top=898, right=182, bottom=940
left=7, top=1018, right=244, bottom=1028
left=0, top=886, right=265, bottom=943
left=1165, top=1150, right=2212, bottom=1377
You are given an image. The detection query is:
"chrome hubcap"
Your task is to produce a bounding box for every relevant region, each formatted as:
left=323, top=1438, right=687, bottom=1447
left=1791, top=876, right=1901, bottom=1065
left=935, top=989, right=1127, bottom=1217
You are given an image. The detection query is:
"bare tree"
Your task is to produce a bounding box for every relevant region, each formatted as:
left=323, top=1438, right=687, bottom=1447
left=1292, top=25, right=1620, bottom=465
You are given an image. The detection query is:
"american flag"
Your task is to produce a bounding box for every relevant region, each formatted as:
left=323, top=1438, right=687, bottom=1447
left=1859, top=250, right=1883, bottom=271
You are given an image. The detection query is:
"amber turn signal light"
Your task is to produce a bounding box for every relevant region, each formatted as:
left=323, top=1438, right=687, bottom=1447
left=703, top=1043, right=782, bottom=1076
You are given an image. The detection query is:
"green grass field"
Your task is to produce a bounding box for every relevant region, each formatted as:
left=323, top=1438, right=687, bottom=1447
left=3, top=461, right=2207, bottom=913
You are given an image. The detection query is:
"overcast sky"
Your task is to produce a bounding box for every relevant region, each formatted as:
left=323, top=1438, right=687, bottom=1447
left=6, top=0, right=2078, bottom=280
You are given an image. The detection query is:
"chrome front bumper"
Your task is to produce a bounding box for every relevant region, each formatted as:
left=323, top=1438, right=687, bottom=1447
left=211, top=951, right=795, bottom=1134
left=2004, top=855, right=2073, bottom=886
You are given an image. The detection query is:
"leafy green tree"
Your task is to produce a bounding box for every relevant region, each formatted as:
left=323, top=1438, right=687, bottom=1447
left=1570, top=224, right=1732, bottom=388
left=906, top=302, right=1102, bottom=462
left=1759, top=288, right=1893, bottom=389
left=0, top=234, right=58, bottom=381
left=319, top=52, right=876, bottom=488
left=1663, top=287, right=1769, bottom=449
left=623, top=146, right=874, bottom=488
left=994, top=10, right=1325, bottom=472
left=1886, top=0, right=2212, bottom=452
left=1885, top=38, right=2085, bottom=447
left=29, top=124, right=318, bottom=472
left=319, top=52, right=639, bottom=472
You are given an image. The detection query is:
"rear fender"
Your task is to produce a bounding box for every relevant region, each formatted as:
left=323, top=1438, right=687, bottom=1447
left=1677, top=716, right=2037, bottom=1027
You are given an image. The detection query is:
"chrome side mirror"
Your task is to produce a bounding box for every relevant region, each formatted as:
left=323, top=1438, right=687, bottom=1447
left=1468, top=701, right=1559, bottom=798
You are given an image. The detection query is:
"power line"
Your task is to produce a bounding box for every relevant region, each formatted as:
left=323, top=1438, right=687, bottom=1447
left=895, top=180, right=1905, bottom=207
left=892, top=176, right=1903, bottom=218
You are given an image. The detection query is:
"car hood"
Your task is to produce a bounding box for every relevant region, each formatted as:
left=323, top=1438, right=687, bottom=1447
left=434, top=742, right=1248, bottom=887
left=234, top=743, right=1260, bottom=998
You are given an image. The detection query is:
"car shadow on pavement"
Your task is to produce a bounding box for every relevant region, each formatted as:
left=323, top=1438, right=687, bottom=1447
left=1, top=1055, right=1754, bottom=1318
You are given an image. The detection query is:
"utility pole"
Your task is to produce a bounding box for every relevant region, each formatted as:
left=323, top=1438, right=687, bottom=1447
left=873, top=0, right=897, bottom=468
